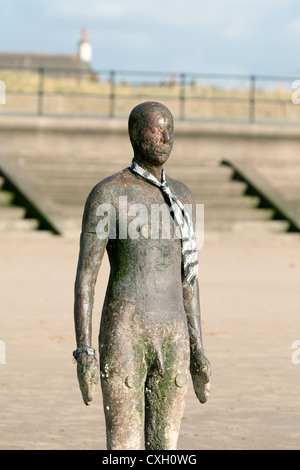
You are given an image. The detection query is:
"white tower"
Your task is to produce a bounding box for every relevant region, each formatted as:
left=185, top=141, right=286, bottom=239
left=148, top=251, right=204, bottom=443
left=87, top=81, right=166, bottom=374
left=78, top=28, right=92, bottom=64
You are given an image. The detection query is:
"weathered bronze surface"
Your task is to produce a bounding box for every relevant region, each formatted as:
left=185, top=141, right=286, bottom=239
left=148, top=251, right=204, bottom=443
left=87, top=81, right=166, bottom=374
left=73, top=101, right=211, bottom=450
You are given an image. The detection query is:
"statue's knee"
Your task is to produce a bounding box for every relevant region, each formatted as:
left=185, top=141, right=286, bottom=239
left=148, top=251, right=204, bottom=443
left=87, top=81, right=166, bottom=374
left=100, top=364, right=146, bottom=393
left=175, top=372, right=188, bottom=389
left=125, top=374, right=138, bottom=389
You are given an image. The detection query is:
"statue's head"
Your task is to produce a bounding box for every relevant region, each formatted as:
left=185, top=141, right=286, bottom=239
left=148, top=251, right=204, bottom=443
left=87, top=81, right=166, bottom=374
left=128, top=101, right=174, bottom=166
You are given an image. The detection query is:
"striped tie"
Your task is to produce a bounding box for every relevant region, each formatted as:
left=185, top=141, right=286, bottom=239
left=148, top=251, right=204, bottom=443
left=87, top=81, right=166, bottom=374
left=130, top=159, right=199, bottom=285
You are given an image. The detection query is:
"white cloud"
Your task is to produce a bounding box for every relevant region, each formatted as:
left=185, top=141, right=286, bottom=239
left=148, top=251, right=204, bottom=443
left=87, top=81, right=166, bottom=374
left=48, top=0, right=233, bottom=28
left=52, top=1, right=129, bottom=20
left=1, top=0, right=299, bottom=75
left=47, top=0, right=294, bottom=38
left=221, top=12, right=250, bottom=39
left=289, top=17, right=300, bottom=34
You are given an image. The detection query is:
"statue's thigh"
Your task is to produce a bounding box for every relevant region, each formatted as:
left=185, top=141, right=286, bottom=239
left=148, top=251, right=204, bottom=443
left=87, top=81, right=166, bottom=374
left=144, top=345, right=189, bottom=450
left=100, top=339, right=146, bottom=450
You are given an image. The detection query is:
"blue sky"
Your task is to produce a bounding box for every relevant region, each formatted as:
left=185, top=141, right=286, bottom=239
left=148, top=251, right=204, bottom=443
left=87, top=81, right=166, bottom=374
left=1, top=0, right=300, bottom=77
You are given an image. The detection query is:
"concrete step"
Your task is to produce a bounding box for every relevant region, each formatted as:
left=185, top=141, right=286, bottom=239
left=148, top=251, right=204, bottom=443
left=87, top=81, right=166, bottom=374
left=51, top=199, right=263, bottom=217
left=16, top=154, right=225, bottom=167
left=168, top=170, right=233, bottom=181
left=191, top=182, right=247, bottom=196
left=30, top=172, right=234, bottom=187
left=17, top=156, right=229, bottom=169
left=54, top=201, right=86, bottom=213
left=203, top=230, right=300, bottom=243
left=35, top=205, right=287, bottom=235
left=260, top=177, right=300, bottom=189
left=17, top=156, right=130, bottom=166
left=0, top=191, right=13, bottom=205
left=204, top=219, right=289, bottom=233
left=58, top=204, right=272, bottom=219
left=48, top=194, right=89, bottom=204
left=62, top=207, right=83, bottom=218
left=30, top=174, right=243, bottom=188
left=285, top=198, right=300, bottom=212
left=258, top=165, right=300, bottom=176
left=42, top=181, right=248, bottom=199
left=57, top=200, right=264, bottom=220
left=55, top=214, right=286, bottom=236
left=231, top=219, right=289, bottom=233
left=269, top=185, right=300, bottom=198
left=0, top=206, right=26, bottom=219
left=204, top=207, right=274, bottom=221
left=200, top=196, right=260, bottom=208
left=30, top=176, right=109, bottom=187
left=50, top=196, right=255, bottom=212
left=0, top=179, right=42, bottom=233
left=0, top=218, right=39, bottom=232
left=19, top=160, right=228, bottom=170
left=44, top=189, right=251, bottom=205
left=27, top=167, right=234, bottom=181
left=9, top=156, right=297, bottom=237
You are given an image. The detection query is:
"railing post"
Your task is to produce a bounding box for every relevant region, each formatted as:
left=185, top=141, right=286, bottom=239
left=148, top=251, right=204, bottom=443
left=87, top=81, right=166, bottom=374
left=179, top=73, right=186, bottom=120
left=109, top=70, right=116, bottom=118
left=37, top=67, right=45, bottom=116
left=249, top=75, right=256, bottom=123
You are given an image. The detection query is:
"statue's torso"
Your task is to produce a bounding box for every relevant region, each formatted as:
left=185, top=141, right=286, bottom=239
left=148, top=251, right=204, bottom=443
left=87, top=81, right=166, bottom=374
left=105, top=170, right=184, bottom=323
left=83, top=167, right=192, bottom=338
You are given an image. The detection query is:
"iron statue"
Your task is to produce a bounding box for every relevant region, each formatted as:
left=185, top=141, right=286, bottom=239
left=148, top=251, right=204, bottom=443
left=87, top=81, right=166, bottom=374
left=73, top=101, right=211, bottom=450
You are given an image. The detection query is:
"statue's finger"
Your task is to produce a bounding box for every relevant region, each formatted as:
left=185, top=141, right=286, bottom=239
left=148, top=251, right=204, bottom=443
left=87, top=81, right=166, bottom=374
left=200, top=364, right=211, bottom=382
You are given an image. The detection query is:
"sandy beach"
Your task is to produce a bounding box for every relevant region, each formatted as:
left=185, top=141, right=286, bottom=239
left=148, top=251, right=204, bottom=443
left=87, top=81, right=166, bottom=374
left=0, top=229, right=299, bottom=450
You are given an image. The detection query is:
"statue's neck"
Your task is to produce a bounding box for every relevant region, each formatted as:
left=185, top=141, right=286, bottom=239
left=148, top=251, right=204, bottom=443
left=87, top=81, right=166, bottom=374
left=133, top=156, right=163, bottom=183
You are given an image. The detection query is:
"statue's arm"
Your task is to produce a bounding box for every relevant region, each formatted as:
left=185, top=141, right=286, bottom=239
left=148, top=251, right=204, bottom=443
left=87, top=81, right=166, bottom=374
left=73, top=185, right=109, bottom=405
left=183, top=278, right=204, bottom=357
left=182, top=187, right=211, bottom=403
left=74, top=231, right=107, bottom=349
left=183, top=279, right=211, bottom=404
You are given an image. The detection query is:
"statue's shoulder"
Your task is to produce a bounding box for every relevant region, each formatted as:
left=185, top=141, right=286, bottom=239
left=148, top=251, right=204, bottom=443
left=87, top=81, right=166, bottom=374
left=166, top=174, right=195, bottom=206
left=88, top=167, right=131, bottom=199
left=81, top=167, right=131, bottom=232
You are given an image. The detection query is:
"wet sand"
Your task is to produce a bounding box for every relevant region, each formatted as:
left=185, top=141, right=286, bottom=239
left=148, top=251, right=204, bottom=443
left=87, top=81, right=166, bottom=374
left=0, top=230, right=299, bottom=450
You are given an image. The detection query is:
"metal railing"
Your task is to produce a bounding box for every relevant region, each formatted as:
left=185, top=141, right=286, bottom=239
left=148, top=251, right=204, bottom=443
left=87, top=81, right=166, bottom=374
left=0, top=66, right=299, bottom=124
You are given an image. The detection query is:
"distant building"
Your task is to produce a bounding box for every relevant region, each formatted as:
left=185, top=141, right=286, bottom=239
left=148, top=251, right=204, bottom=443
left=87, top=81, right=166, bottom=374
left=0, top=29, right=95, bottom=79
left=78, top=28, right=92, bottom=64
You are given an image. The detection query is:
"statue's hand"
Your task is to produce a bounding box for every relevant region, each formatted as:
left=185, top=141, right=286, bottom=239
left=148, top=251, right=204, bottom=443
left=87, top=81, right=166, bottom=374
left=190, top=350, right=211, bottom=404
left=76, top=352, right=99, bottom=406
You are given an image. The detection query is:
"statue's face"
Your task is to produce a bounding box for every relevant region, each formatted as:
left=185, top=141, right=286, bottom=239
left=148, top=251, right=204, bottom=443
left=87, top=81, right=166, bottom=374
left=130, top=104, right=174, bottom=166
left=139, top=112, right=174, bottom=166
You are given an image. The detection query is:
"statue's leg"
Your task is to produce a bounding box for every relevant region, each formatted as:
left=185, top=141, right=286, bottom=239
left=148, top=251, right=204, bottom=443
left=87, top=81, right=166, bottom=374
left=99, top=299, right=148, bottom=449
left=144, top=334, right=190, bottom=450
left=99, top=335, right=147, bottom=450
left=101, top=372, right=145, bottom=449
